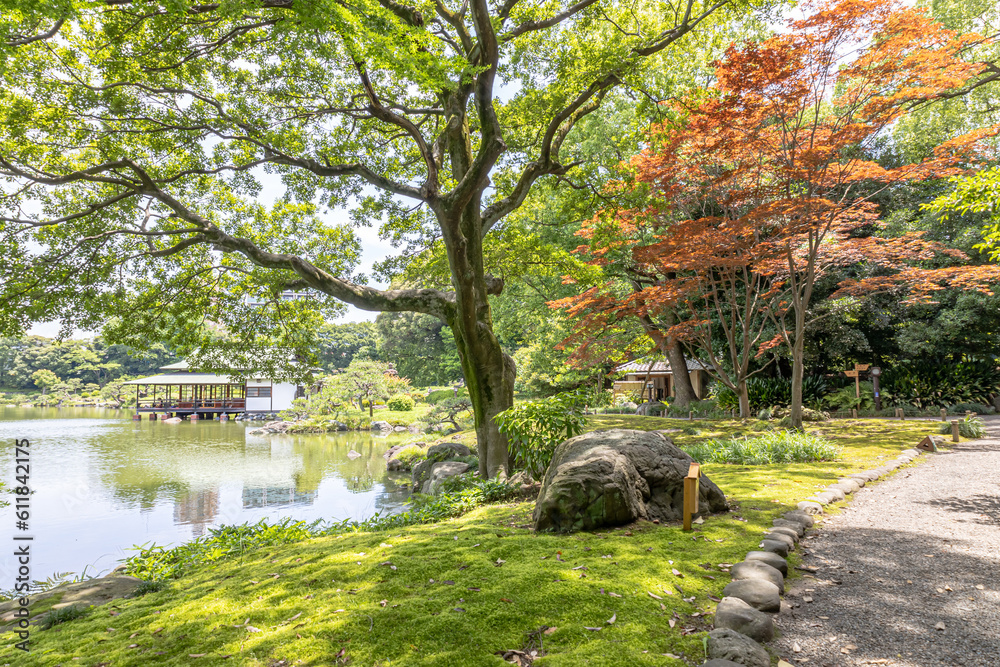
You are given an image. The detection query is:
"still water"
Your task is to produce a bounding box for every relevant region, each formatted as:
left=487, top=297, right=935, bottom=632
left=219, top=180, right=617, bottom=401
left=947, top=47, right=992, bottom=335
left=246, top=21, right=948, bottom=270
left=0, top=407, right=413, bottom=584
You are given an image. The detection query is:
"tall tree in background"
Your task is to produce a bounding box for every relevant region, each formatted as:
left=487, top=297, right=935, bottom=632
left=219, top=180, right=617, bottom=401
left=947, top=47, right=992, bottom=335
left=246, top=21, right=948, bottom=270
left=0, top=0, right=758, bottom=477
left=563, top=0, right=1000, bottom=426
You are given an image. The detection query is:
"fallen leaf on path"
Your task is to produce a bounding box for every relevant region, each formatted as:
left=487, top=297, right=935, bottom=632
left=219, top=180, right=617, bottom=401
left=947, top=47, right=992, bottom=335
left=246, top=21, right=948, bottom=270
left=935, top=622, right=946, bottom=631
left=544, top=627, right=557, bottom=635
left=607, top=613, right=616, bottom=625
left=668, top=619, right=676, bottom=628
left=792, top=642, right=802, bottom=653
left=584, top=626, right=602, bottom=631
left=672, top=569, right=683, bottom=577
left=648, top=592, right=663, bottom=600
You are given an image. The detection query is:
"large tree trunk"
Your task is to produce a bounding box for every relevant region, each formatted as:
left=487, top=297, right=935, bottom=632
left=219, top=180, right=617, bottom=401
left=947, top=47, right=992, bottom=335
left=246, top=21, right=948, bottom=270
left=789, top=310, right=807, bottom=429
left=451, top=323, right=516, bottom=479
left=738, top=380, right=750, bottom=419
left=665, top=339, right=697, bottom=406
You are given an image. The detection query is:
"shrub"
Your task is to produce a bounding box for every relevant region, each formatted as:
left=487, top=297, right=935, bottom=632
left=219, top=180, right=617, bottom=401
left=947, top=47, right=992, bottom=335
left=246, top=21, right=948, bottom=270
left=824, top=381, right=874, bottom=411
left=882, top=357, right=1000, bottom=409
left=494, top=389, right=587, bottom=480
left=427, top=388, right=466, bottom=404
left=131, top=580, right=167, bottom=596
left=684, top=430, right=841, bottom=465
left=947, top=402, right=994, bottom=415
left=387, top=394, right=415, bottom=411
left=41, top=605, right=90, bottom=630
left=939, top=414, right=986, bottom=439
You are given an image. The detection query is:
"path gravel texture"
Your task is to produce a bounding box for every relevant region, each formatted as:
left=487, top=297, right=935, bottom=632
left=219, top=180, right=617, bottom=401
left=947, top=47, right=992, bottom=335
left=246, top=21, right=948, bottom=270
left=771, top=417, right=1000, bottom=666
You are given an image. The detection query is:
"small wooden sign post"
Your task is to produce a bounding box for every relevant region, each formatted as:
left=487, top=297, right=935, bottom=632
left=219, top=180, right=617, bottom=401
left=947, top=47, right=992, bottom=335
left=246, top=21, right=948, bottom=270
left=683, top=462, right=701, bottom=531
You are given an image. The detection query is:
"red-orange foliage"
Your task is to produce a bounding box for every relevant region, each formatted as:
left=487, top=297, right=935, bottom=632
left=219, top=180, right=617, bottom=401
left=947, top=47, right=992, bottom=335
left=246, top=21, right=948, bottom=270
left=557, top=0, right=1000, bottom=422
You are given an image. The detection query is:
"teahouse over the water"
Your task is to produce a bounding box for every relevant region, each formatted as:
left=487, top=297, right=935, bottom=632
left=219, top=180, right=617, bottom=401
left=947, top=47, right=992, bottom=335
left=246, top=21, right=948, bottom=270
left=124, top=360, right=304, bottom=419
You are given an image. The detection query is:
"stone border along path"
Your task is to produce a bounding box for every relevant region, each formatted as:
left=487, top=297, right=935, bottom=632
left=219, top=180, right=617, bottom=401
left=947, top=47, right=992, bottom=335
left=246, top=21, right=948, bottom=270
left=702, top=431, right=956, bottom=667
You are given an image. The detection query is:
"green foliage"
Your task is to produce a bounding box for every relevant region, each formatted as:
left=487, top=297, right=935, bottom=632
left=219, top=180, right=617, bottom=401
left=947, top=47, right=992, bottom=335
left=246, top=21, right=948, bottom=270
left=314, top=322, right=380, bottom=371
left=715, top=376, right=829, bottom=411
left=427, top=397, right=473, bottom=430
left=494, top=389, right=588, bottom=480
left=130, top=580, right=167, bottom=597
left=939, top=414, right=986, bottom=439
left=882, top=357, right=1000, bottom=409
left=427, top=388, right=464, bottom=404
left=684, top=431, right=841, bottom=465
left=387, top=393, right=415, bottom=412
left=40, top=605, right=90, bottom=630
left=391, top=444, right=426, bottom=470
left=825, top=381, right=875, bottom=411
left=948, top=402, right=994, bottom=415
left=124, top=517, right=321, bottom=581
left=375, top=311, right=463, bottom=386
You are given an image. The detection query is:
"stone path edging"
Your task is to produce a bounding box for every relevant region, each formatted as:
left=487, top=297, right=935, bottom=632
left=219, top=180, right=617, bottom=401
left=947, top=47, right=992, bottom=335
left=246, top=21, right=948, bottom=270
left=703, top=437, right=942, bottom=666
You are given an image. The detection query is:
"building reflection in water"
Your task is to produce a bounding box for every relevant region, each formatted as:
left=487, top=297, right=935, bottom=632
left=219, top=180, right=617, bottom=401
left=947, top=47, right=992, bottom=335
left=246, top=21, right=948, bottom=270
left=242, top=486, right=318, bottom=509
left=172, top=488, right=219, bottom=537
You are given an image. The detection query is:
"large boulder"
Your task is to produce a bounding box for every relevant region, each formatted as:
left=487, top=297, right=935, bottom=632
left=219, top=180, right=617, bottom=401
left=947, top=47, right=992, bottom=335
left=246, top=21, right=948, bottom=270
left=532, top=429, right=728, bottom=532
left=427, top=441, right=471, bottom=459
left=706, top=628, right=769, bottom=667
left=371, top=420, right=393, bottom=431
left=424, top=461, right=471, bottom=494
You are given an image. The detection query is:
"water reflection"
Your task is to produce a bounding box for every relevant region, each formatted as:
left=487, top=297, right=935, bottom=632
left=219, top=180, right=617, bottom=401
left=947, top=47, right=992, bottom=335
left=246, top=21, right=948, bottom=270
left=0, top=407, right=414, bottom=579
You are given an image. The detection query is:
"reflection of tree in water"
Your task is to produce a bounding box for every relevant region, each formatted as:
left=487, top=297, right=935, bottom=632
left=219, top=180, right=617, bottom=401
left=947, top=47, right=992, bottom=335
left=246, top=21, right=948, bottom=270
left=290, top=433, right=407, bottom=494
left=112, top=481, right=188, bottom=511
left=374, top=472, right=412, bottom=514
left=173, top=488, right=219, bottom=537
left=242, top=486, right=317, bottom=509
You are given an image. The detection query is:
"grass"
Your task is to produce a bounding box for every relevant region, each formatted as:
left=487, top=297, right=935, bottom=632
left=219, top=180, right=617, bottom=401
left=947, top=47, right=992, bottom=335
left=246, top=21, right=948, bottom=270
left=685, top=430, right=840, bottom=465
left=0, top=415, right=945, bottom=666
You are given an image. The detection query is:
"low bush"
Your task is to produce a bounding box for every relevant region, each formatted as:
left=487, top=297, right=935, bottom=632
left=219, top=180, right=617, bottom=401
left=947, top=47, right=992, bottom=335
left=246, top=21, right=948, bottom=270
left=494, top=389, right=587, bottom=480
left=427, top=388, right=462, bottom=404
left=684, top=430, right=841, bottom=465
left=947, top=402, right=994, bottom=415
left=41, top=605, right=90, bottom=630
left=939, top=414, right=986, bottom=439
left=387, top=393, right=415, bottom=411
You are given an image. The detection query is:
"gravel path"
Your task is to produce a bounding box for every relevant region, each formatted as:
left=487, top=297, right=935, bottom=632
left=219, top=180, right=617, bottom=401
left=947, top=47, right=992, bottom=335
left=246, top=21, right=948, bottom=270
left=771, top=418, right=1000, bottom=666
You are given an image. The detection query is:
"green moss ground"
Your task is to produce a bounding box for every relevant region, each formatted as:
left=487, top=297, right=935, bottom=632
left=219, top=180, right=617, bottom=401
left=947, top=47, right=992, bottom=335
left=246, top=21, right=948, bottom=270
left=1, top=416, right=944, bottom=666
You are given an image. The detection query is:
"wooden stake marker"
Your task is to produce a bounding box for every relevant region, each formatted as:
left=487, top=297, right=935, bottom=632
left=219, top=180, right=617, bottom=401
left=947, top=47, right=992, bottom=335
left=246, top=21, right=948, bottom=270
left=683, top=462, right=701, bottom=531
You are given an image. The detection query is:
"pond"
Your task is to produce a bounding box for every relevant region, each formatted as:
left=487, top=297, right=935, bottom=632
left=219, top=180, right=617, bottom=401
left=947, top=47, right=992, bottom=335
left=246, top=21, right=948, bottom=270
left=0, top=407, right=414, bottom=586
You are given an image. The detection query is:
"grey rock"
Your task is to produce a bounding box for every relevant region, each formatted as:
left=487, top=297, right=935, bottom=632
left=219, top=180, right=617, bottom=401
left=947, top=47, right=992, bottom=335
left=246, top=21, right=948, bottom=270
left=796, top=501, right=824, bottom=514
left=772, top=518, right=805, bottom=537
left=760, top=538, right=791, bottom=557
left=411, top=458, right=435, bottom=492
left=825, top=486, right=848, bottom=501
left=847, top=473, right=870, bottom=486
left=703, top=661, right=745, bottom=667
left=706, top=628, right=769, bottom=667
left=714, top=596, right=774, bottom=642
left=836, top=478, right=862, bottom=493
left=722, top=579, right=781, bottom=612
left=813, top=491, right=837, bottom=504
left=783, top=511, right=815, bottom=528
left=371, top=420, right=393, bottom=431
left=769, top=526, right=800, bottom=543
left=427, top=441, right=471, bottom=459
left=731, top=560, right=784, bottom=593
left=384, top=445, right=405, bottom=461
left=532, top=429, right=728, bottom=532
left=394, top=425, right=407, bottom=432
left=744, top=551, right=788, bottom=576
left=424, top=461, right=471, bottom=495
left=902, top=448, right=921, bottom=457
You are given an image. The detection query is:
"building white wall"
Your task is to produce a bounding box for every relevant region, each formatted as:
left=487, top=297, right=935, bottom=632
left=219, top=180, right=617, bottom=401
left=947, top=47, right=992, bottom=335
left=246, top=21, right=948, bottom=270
left=244, top=379, right=298, bottom=412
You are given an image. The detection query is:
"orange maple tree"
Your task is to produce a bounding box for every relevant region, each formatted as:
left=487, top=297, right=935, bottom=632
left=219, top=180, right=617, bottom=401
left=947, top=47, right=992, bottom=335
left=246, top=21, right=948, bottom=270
left=556, top=0, right=1000, bottom=424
